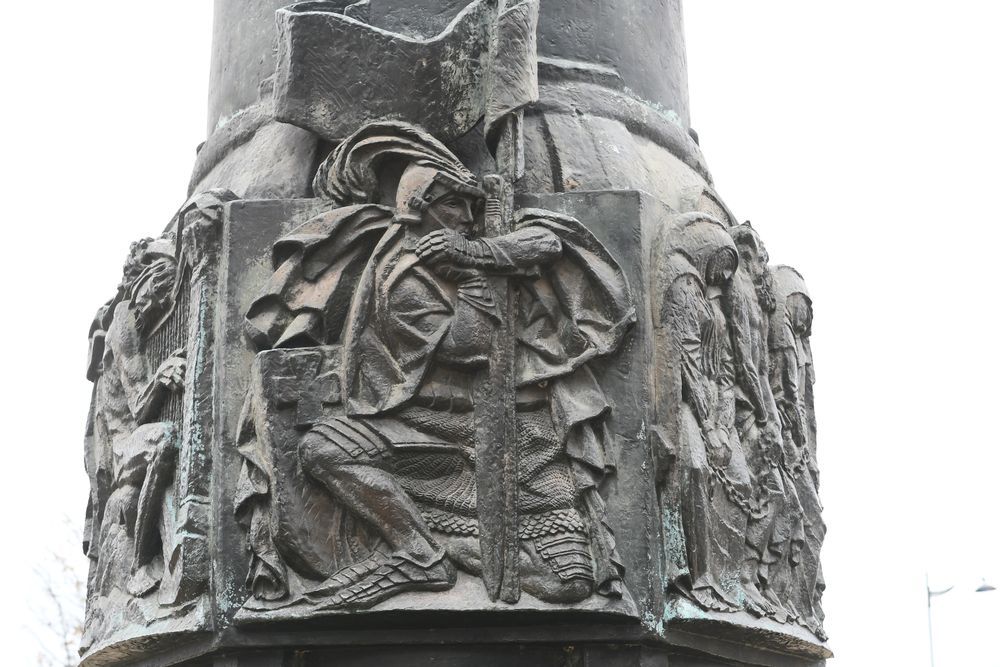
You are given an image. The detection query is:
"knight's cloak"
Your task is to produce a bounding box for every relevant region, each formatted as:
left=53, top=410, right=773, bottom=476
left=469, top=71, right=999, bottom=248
left=238, top=205, right=635, bottom=597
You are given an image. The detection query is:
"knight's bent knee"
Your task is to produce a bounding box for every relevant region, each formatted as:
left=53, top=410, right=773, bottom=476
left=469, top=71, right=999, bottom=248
left=298, top=417, right=387, bottom=472
left=297, top=430, right=334, bottom=474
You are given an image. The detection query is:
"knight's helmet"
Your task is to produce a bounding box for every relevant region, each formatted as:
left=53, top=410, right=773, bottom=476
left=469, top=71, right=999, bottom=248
left=312, top=121, right=486, bottom=223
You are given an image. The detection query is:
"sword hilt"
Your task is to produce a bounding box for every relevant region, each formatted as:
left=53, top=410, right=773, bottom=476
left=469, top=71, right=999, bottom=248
left=482, top=174, right=510, bottom=237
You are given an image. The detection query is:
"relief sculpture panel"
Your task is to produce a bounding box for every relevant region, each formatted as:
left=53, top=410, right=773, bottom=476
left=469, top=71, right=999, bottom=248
left=82, top=190, right=236, bottom=654
left=653, top=213, right=826, bottom=640
left=79, top=0, right=831, bottom=663
left=234, top=121, right=637, bottom=618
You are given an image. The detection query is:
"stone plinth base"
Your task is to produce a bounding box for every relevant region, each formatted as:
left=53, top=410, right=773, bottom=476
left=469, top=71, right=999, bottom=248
left=122, top=625, right=829, bottom=667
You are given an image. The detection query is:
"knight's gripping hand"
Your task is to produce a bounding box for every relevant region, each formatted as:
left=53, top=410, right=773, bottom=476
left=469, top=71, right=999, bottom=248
left=416, top=227, right=562, bottom=273
left=416, top=228, right=491, bottom=267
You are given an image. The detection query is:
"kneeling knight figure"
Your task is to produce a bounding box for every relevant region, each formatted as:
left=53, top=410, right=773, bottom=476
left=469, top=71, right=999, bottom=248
left=236, top=122, right=635, bottom=612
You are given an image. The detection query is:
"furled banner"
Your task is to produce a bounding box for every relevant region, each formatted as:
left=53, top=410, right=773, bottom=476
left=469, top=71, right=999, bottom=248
left=273, top=0, right=539, bottom=144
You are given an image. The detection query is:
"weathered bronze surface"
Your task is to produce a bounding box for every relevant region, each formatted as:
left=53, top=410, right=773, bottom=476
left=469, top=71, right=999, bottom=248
left=81, top=2, right=828, bottom=665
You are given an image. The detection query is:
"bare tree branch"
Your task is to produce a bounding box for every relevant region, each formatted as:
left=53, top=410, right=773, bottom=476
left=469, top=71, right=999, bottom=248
left=29, top=516, right=87, bottom=667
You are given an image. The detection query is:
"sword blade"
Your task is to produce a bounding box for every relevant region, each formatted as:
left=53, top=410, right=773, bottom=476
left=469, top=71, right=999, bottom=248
left=474, top=173, right=520, bottom=603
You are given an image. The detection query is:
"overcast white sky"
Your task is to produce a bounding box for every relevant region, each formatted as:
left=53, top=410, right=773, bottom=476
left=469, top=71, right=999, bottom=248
left=0, top=2, right=997, bottom=665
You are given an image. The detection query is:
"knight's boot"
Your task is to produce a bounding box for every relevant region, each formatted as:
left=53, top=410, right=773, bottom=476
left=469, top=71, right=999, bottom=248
left=310, top=549, right=456, bottom=610
left=306, top=548, right=392, bottom=599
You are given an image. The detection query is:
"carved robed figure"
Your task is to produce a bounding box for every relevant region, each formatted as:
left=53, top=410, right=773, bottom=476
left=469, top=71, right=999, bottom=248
left=768, top=264, right=826, bottom=639
left=654, top=214, right=758, bottom=613
left=652, top=214, right=826, bottom=640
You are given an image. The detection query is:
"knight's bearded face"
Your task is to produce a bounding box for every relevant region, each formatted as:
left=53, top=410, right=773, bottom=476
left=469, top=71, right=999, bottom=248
left=424, top=193, right=477, bottom=238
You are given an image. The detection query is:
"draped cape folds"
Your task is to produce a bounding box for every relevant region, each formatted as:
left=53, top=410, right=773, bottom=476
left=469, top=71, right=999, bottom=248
left=242, top=204, right=635, bottom=596
left=245, top=205, right=636, bottom=420
left=342, top=208, right=635, bottom=415
left=244, top=204, right=394, bottom=350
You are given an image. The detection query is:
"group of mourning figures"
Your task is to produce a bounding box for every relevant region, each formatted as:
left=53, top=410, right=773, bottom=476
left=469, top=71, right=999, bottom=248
left=83, top=121, right=825, bottom=644
left=654, top=214, right=825, bottom=638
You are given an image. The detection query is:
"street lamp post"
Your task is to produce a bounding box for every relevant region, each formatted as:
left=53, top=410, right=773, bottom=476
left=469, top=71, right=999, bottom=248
left=926, top=574, right=996, bottom=667
left=926, top=575, right=952, bottom=667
